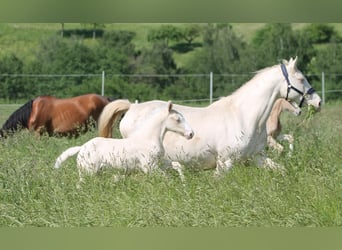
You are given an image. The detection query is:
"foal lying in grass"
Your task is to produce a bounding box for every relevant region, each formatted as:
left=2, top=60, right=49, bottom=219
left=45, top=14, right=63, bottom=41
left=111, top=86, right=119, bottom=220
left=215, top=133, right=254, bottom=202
left=54, top=100, right=194, bottom=183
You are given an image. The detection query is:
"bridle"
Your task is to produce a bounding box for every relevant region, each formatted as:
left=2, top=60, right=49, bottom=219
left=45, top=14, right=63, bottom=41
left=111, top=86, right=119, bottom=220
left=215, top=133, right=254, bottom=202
left=280, top=63, right=315, bottom=108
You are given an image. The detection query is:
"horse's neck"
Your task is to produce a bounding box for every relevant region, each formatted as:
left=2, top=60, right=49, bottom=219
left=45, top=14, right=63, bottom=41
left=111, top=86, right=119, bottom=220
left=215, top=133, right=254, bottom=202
left=225, top=68, right=282, bottom=131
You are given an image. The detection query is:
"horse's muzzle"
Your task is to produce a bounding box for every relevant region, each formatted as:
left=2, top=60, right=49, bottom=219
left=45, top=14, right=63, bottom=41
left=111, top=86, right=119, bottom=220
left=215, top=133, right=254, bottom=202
left=185, top=131, right=194, bottom=140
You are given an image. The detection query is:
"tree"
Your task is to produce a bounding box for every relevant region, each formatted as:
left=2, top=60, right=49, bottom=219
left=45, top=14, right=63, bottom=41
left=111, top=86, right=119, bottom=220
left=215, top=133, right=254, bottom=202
left=181, top=25, right=201, bottom=45
left=250, top=23, right=297, bottom=67
left=0, top=54, right=25, bottom=101
left=186, top=24, right=247, bottom=74
left=249, top=23, right=315, bottom=71
left=97, top=30, right=137, bottom=74
left=147, top=25, right=183, bottom=47
left=60, top=23, right=64, bottom=37
left=308, top=41, right=342, bottom=100
left=135, top=42, right=178, bottom=89
left=302, top=23, right=341, bottom=44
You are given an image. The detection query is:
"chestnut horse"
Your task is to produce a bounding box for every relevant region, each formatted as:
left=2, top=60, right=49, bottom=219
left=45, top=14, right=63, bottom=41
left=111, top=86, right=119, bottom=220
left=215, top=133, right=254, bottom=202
left=0, top=94, right=111, bottom=137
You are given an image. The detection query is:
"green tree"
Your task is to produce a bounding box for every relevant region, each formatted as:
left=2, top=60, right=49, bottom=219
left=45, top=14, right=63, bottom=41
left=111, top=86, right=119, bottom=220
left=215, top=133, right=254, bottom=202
left=97, top=30, right=137, bottom=74
left=147, top=25, right=183, bottom=47
left=308, top=41, right=342, bottom=100
left=302, top=23, right=341, bottom=44
left=186, top=24, right=247, bottom=74
left=0, top=54, right=25, bottom=101
left=181, top=25, right=201, bottom=45
left=250, top=23, right=298, bottom=67
left=249, top=23, right=315, bottom=72
left=135, top=41, right=178, bottom=89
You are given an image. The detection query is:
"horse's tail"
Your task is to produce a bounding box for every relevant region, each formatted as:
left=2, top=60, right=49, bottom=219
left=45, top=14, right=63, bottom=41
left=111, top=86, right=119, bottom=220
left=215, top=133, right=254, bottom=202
left=0, top=99, right=34, bottom=136
left=54, top=146, right=82, bottom=169
left=98, top=99, right=131, bottom=138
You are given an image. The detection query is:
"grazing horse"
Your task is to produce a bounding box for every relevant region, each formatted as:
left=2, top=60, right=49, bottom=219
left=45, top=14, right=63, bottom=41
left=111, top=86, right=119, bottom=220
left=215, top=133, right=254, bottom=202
left=0, top=94, right=111, bottom=137
left=54, top=101, right=194, bottom=183
left=266, top=98, right=301, bottom=153
left=98, top=57, right=321, bottom=176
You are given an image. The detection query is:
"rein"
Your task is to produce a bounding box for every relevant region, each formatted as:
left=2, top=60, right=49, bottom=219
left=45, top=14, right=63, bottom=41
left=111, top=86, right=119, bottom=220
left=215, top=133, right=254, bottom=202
left=280, top=63, right=315, bottom=107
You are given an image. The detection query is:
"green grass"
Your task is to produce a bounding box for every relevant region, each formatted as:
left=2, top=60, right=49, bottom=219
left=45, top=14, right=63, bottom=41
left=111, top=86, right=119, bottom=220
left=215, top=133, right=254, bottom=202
left=0, top=102, right=341, bottom=227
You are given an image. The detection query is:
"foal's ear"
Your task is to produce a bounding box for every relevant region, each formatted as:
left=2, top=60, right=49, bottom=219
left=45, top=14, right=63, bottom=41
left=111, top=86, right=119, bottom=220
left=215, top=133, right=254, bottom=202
left=167, top=100, right=173, bottom=112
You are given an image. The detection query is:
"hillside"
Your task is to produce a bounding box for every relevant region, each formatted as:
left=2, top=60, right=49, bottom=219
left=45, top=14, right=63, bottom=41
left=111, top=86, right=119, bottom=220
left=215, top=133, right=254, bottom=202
left=0, top=23, right=329, bottom=65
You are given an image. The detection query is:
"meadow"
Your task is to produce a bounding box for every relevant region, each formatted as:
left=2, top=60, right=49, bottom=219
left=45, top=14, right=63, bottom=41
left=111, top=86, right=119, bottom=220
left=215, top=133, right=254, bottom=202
left=0, top=101, right=341, bottom=227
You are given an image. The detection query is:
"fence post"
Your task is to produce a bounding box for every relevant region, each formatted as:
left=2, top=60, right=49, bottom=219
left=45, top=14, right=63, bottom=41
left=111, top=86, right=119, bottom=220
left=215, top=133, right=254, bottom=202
left=101, top=70, right=105, bottom=96
left=210, top=72, right=213, bottom=104
left=321, top=71, right=325, bottom=105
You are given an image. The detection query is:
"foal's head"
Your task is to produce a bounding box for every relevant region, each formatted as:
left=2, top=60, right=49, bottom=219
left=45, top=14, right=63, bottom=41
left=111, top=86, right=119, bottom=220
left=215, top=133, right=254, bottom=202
left=165, top=101, right=194, bottom=140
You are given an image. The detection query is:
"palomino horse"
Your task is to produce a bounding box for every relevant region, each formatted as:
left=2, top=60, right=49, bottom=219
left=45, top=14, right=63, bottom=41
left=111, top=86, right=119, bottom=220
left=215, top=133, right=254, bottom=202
left=98, top=57, right=321, bottom=175
left=266, top=98, right=301, bottom=153
left=0, top=94, right=111, bottom=137
left=54, top=101, right=194, bottom=183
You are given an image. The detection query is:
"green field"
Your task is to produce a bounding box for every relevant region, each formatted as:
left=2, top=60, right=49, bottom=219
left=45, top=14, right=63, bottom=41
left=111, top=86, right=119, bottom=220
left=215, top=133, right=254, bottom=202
left=0, top=102, right=341, bottom=226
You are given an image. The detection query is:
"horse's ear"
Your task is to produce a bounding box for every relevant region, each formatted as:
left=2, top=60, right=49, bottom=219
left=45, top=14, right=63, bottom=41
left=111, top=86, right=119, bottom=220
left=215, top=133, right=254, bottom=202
left=167, top=100, right=173, bottom=112
left=288, top=56, right=298, bottom=65
left=288, top=56, right=298, bottom=72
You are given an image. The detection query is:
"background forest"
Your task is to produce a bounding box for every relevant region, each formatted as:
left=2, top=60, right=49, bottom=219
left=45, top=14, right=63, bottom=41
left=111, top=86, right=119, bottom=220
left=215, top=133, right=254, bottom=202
left=0, top=23, right=341, bottom=102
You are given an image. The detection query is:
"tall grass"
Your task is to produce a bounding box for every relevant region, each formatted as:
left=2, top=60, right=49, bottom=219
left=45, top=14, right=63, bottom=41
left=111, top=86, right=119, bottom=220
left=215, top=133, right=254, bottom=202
left=0, top=102, right=341, bottom=227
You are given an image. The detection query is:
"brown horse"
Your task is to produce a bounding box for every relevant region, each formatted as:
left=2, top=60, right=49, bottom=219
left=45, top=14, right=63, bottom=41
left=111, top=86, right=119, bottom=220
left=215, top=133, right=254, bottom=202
left=0, top=94, right=111, bottom=137
left=266, top=98, right=301, bottom=153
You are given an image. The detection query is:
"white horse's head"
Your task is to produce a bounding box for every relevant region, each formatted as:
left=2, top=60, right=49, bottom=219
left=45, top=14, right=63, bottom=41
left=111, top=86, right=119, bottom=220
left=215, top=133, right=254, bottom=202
left=165, top=101, right=194, bottom=140
left=280, top=57, right=321, bottom=110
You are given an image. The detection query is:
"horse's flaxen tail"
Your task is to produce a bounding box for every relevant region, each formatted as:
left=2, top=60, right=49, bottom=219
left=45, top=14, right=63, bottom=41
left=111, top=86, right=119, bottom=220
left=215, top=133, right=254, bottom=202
left=54, top=146, right=82, bottom=169
left=98, top=99, right=131, bottom=138
left=0, top=99, right=34, bottom=137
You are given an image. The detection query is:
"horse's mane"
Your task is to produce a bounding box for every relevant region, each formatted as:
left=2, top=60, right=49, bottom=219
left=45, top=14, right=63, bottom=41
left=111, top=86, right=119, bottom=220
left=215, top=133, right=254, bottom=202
left=210, top=64, right=282, bottom=108
left=1, top=99, right=35, bottom=132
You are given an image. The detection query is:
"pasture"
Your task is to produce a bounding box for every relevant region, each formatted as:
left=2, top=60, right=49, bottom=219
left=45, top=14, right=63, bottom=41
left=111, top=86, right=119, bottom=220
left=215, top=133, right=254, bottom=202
left=0, top=102, right=341, bottom=227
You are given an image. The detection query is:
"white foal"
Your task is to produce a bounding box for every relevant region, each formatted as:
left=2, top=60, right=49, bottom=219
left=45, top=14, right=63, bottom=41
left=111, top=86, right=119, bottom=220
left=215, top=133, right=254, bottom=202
left=54, top=100, right=194, bottom=183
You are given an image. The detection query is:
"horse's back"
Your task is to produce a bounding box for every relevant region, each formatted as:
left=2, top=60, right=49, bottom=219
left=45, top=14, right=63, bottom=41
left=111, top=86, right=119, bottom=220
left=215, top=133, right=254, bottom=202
left=29, top=94, right=110, bottom=135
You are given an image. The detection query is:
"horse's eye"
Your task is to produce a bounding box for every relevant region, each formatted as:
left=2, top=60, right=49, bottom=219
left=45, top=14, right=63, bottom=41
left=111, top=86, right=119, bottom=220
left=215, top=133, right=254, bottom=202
left=295, top=73, right=304, bottom=82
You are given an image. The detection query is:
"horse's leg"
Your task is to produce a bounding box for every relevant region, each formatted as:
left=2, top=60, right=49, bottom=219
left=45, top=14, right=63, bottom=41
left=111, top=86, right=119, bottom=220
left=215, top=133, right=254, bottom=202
left=214, top=157, right=233, bottom=177
left=76, top=168, right=85, bottom=189
left=253, top=153, right=285, bottom=173
left=277, top=134, right=294, bottom=151
left=267, top=135, right=284, bottom=153
left=171, top=161, right=185, bottom=182
left=157, top=158, right=185, bottom=182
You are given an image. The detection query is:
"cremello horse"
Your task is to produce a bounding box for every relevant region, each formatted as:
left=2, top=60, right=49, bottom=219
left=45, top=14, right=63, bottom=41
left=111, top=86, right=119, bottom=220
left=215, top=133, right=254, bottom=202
left=54, top=101, right=194, bottom=182
left=99, top=57, right=321, bottom=175
left=266, top=98, right=301, bottom=153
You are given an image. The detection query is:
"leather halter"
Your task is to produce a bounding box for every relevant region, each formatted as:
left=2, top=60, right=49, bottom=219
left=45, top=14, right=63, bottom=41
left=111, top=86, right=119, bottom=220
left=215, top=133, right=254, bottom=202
left=280, top=63, right=315, bottom=108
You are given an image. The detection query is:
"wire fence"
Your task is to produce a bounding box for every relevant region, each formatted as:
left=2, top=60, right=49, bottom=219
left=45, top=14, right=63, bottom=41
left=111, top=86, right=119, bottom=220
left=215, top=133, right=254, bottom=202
left=0, top=72, right=341, bottom=104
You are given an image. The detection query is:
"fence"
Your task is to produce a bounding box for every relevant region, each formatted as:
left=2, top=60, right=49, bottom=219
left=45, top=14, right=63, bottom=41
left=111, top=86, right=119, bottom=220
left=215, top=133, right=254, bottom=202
left=0, top=72, right=341, bottom=104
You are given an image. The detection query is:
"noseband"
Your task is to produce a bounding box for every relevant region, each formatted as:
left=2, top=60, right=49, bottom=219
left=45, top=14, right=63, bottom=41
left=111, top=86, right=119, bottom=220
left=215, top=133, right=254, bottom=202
left=280, top=63, right=315, bottom=108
